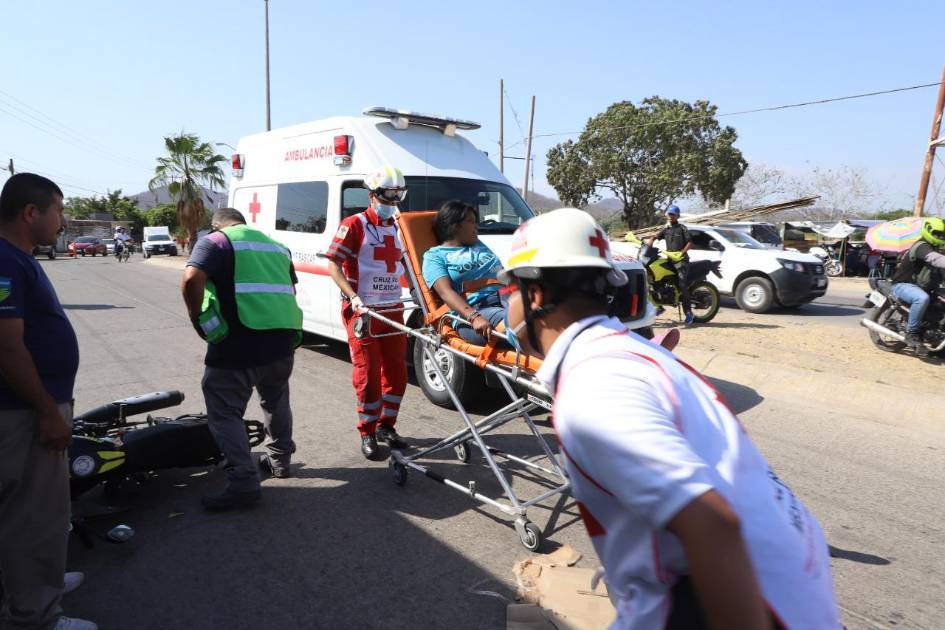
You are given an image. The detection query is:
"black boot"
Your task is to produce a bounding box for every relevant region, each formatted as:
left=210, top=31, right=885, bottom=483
left=906, top=331, right=929, bottom=357
left=376, top=424, right=408, bottom=449
left=361, top=434, right=379, bottom=460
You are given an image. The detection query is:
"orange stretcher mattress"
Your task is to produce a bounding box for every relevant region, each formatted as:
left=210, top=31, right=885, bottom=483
left=396, top=211, right=543, bottom=373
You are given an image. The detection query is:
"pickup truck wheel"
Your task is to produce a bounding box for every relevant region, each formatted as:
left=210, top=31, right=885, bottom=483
left=413, top=338, right=483, bottom=409
left=735, top=277, right=775, bottom=313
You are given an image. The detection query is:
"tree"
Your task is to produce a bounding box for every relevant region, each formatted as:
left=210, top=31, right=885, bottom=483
left=873, top=208, right=913, bottom=221
left=729, top=163, right=788, bottom=209
left=788, top=165, right=885, bottom=221
left=148, top=133, right=226, bottom=248
left=546, top=97, right=747, bottom=228
left=143, top=202, right=180, bottom=230
left=65, top=189, right=140, bottom=221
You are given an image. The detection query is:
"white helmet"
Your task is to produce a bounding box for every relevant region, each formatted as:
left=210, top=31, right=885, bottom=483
left=115, top=226, right=125, bottom=232
left=498, top=208, right=627, bottom=287
left=364, top=165, right=407, bottom=203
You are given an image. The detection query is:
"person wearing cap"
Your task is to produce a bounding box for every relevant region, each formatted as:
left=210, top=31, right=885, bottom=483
left=647, top=205, right=694, bottom=325
left=326, top=166, right=410, bottom=459
left=498, top=208, right=840, bottom=629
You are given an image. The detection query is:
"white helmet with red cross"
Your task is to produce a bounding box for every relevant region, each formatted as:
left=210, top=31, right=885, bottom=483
left=498, top=208, right=627, bottom=287
left=364, top=164, right=407, bottom=203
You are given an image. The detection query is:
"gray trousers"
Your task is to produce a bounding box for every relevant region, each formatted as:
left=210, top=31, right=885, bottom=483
left=0, top=403, right=72, bottom=630
left=202, top=355, right=296, bottom=492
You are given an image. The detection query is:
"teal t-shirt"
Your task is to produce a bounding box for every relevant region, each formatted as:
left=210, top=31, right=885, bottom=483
left=422, top=241, right=502, bottom=307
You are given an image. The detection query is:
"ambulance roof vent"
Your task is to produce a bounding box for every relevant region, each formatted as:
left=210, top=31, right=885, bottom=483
left=363, top=107, right=481, bottom=136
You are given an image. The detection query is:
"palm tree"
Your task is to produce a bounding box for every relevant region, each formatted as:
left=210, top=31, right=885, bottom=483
left=148, top=133, right=226, bottom=249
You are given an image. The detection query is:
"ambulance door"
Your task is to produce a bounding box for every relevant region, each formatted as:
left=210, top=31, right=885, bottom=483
left=269, top=180, right=334, bottom=337
left=329, top=180, right=370, bottom=333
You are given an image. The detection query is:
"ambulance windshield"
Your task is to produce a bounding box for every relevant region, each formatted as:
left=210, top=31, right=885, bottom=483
left=402, top=177, right=534, bottom=234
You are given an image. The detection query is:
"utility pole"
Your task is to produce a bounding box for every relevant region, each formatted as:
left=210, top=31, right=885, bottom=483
left=522, top=95, right=535, bottom=203
left=914, top=64, right=945, bottom=217
left=499, top=79, right=505, bottom=174
left=1, top=159, right=13, bottom=174
left=264, top=0, right=272, bottom=131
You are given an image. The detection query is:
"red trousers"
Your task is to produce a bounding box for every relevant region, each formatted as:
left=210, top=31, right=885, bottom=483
left=343, top=306, right=407, bottom=436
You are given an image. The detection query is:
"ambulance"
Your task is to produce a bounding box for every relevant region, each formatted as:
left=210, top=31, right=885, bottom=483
left=226, top=107, right=654, bottom=397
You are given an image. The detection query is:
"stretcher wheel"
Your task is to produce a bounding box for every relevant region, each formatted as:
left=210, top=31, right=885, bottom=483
left=390, top=459, right=408, bottom=486
left=454, top=440, right=471, bottom=463
left=519, top=521, right=542, bottom=551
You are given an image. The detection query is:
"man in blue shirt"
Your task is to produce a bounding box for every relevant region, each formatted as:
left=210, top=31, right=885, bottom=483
left=0, top=173, right=94, bottom=630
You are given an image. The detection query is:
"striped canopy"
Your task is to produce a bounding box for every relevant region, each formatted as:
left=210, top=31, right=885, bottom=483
left=865, top=217, right=923, bottom=253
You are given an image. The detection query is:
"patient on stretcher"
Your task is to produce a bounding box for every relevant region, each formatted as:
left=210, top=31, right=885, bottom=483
left=422, top=200, right=511, bottom=348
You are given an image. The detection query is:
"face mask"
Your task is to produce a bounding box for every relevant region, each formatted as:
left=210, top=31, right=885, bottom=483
left=375, top=202, right=397, bottom=220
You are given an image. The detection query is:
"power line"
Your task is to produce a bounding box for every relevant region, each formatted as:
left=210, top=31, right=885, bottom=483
left=506, top=80, right=943, bottom=150
left=0, top=89, right=153, bottom=169
left=0, top=148, right=106, bottom=195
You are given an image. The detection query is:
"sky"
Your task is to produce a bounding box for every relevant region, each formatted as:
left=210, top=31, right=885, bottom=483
left=1, top=0, right=944, bottom=211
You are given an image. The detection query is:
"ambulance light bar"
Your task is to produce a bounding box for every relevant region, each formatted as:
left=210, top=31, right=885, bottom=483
left=363, top=107, right=481, bottom=137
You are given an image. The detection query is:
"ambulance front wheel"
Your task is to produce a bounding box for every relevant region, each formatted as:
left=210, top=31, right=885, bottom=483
left=413, top=341, right=483, bottom=409
left=518, top=520, right=542, bottom=551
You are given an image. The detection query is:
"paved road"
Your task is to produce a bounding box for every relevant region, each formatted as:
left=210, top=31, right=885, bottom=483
left=43, top=256, right=942, bottom=629
left=717, top=278, right=871, bottom=329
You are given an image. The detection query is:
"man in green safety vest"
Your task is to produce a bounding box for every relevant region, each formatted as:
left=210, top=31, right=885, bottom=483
left=182, top=207, right=302, bottom=511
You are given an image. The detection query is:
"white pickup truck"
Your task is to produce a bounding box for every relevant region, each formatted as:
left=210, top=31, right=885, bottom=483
left=614, top=223, right=828, bottom=313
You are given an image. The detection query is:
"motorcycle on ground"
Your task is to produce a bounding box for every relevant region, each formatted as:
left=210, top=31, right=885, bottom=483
left=861, top=278, right=945, bottom=357
left=637, top=245, right=723, bottom=324
left=69, top=390, right=265, bottom=501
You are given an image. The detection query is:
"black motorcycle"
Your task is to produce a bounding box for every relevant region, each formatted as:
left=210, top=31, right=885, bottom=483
left=69, top=391, right=265, bottom=500
left=861, top=278, right=945, bottom=356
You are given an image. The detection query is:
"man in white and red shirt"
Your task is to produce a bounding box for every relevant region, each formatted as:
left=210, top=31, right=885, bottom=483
left=498, top=208, right=840, bottom=629
left=327, top=166, right=409, bottom=459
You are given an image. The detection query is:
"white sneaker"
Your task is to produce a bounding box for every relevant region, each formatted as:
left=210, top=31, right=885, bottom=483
left=53, top=616, right=98, bottom=630
left=63, top=571, right=85, bottom=595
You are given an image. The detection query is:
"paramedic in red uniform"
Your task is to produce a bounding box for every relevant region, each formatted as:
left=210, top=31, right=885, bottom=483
left=326, top=166, right=410, bottom=459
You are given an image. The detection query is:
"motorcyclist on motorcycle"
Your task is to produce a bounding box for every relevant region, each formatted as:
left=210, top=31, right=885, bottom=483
left=646, top=205, right=695, bottom=325
left=889, top=217, right=945, bottom=357
left=114, top=225, right=132, bottom=257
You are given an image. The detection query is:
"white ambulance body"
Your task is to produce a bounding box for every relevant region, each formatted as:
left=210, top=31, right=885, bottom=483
left=227, top=108, right=654, bottom=344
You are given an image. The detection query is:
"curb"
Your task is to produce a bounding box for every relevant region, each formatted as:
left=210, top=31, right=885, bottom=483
left=675, top=346, right=939, bottom=426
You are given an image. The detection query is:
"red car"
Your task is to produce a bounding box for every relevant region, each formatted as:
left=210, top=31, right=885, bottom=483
left=72, top=236, right=107, bottom=256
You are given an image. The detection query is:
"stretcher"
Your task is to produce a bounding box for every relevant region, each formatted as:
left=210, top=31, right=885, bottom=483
left=359, top=211, right=564, bottom=550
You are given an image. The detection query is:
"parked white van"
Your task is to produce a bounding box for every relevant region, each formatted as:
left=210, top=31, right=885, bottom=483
left=226, top=108, right=655, bottom=389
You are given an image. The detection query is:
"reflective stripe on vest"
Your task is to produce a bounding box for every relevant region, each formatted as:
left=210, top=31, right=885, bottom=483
left=234, top=283, right=295, bottom=294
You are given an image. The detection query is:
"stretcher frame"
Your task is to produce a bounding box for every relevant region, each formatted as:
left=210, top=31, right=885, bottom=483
left=358, top=211, right=569, bottom=551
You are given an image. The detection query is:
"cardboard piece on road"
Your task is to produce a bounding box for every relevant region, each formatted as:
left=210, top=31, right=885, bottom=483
left=508, top=545, right=616, bottom=630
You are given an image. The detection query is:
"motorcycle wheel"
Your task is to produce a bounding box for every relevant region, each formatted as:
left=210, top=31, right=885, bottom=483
left=826, top=261, right=843, bottom=277
left=866, top=305, right=907, bottom=353
left=689, top=281, right=721, bottom=323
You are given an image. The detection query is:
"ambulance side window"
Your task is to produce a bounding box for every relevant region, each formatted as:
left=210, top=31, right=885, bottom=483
left=274, top=181, right=329, bottom=233
left=341, top=181, right=369, bottom=219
